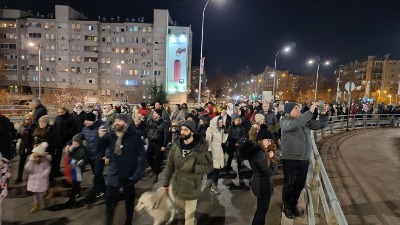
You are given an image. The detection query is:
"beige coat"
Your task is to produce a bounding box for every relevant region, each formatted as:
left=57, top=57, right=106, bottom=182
left=206, top=117, right=228, bottom=169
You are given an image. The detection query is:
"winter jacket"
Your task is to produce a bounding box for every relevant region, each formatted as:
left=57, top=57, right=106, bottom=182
left=147, top=118, right=169, bottom=147
left=32, top=125, right=59, bottom=156
left=227, top=124, right=246, bottom=146
left=99, top=125, right=146, bottom=187
left=25, top=157, right=51, bottom=192
left=17, top=122, right=37, bottom=155
left=206, top=117, right=228, bottom=169
left=240, top=141, right=273, bottom=197
left=280, top=111, right=329, bottom=160
left=81, top=120, right=106, bottom=161
left=53, top=112, right=77, bottom=149
left=32, top=104, right=47, bottom=124
left=0, top=116, right=13, bottom=160
left=163, top=134, right=213, bottom=200
left=72, top=110, right=87, bottom=133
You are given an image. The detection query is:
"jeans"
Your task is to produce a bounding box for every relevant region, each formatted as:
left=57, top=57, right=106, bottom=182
left=16, top=152, right=28, bottom=180
left=88, top=158, right=106, bottom=198
left=106, top=184, right=135, bottom=225
left=282, top=159, right=309, bottom=206
left=226, top=145, right=241, bottom=172
left=252, top=195, right=271, bottom=225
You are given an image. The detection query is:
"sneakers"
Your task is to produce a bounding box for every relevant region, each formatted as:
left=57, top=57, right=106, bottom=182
left=96, top=192, right=105, bottom=198
left=211, top=183, right=221, bottom=194
left=205, top=179, right=212, bottom=187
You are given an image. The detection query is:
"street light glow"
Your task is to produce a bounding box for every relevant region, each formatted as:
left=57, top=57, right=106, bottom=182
left=284, top=47, right=291, bottom=52
left=28, top=42, right=34, bottom=47
left=325, top=61, right=330, bottom=65
left=308, top=60, right=314, bottom=64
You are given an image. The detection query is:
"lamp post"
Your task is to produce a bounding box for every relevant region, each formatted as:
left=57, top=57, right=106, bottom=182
left=273, top=46, right=291, bottom=101
left=308, top=59, right=330, bottom=102
left=335, top=69, right=342, bottom=103
left=28, top=42, right=42, bottom=99
left=198, top=0, right=211, bottom=104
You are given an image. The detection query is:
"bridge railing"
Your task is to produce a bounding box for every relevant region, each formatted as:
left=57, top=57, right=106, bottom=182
left=305, top=114, right=399, bottom=225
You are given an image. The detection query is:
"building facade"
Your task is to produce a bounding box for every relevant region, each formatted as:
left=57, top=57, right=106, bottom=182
left=335, top=55, right=400, bottom=104
left=0, top=5, right=192, bottom=103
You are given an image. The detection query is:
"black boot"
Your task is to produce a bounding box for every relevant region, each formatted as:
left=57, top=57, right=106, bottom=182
left=283, top=204, right=295, bottom=219
left=291, top=204, right=305, bottom=217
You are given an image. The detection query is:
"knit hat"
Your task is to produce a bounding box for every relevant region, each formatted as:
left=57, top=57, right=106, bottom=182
left=38, top=115, right=50, bottom=124
left=181, top=120, right=196, bottom=133
left=32, top=142, right=49, bottom=156
left=72, top=134, right=83, bottom=145
left=231, top=114, right=241, bottom=121
left=256, top=125, right=274, bottom=141
left=140, top=102, right=146, bottom=108
left=115, top=113, right=129, bottom=124
left=32, top=98, right=41, bottom=104
left=254, top=114, right=264, bottom=124
left=84, top=112, right=96, bottom=122
left=284, top=102, right=298, bottom=114
left=154, top=109, right=163, bottom=117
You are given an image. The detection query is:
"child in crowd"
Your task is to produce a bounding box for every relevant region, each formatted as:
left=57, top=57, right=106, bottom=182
left=0, top=153, right=11, bottom=222
left=25, top=142, right=52, bottom=213
left=64, top=134, right=86, bottom=208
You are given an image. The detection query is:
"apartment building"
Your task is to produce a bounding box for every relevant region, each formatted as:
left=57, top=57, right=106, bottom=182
left=336, top=55, right=400, bottom=103
left=0, top=5, right=192, bottom=103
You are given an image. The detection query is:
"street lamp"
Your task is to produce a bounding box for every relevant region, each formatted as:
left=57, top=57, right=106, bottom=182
left=28, top=42, right=42, bottom=98
left=273, top=46, right=292, bottom=101
left=308, top=59, right=330, bottom=102
left=198, top=0, right=223, bottom=104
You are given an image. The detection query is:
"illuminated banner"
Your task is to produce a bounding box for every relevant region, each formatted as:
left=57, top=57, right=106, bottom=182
left=166, top=27, right=189, bottom=94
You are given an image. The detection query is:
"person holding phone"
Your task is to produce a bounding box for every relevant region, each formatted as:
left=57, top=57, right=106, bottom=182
left=280, top=102, right=329, bottom=219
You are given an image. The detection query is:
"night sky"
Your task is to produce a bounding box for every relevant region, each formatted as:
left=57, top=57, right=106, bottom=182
left=2, top=0, right=400, bottom=82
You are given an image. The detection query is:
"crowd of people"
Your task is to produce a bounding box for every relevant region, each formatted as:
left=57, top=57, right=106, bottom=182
left=0, top=98, right=398, bottom=224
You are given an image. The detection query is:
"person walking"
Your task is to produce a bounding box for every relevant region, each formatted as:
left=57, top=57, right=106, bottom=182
left=163, top=120, right=213, bottom=225
left=280, top=102, right=329, bottom=219
left=206, top=116, right=228, bottom=194
left=240, top=125, right=277, bottom=225
left=31, top=99, right=47, bottom=124
left=15, top=113, right=37, bottom=183
left=99, top=114, right=146, bottom=225
left=226, top=115, right=246, bottom=176
left=24, top=142, right=52, bottom=213
left=146, top=109, right=169, bottom=183
left=80, top=112, right=107, bottom=204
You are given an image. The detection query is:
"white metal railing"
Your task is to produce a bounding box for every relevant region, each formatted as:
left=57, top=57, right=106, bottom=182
left=305, top=114, right=399, bottom=225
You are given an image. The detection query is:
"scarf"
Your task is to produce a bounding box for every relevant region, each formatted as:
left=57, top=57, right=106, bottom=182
left=74, top=108, right=83, bottom=115
left=114, top=126, right=128, bottom=155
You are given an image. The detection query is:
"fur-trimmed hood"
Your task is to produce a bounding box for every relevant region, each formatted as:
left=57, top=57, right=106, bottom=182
left=239, top=140, right=262, bottom=160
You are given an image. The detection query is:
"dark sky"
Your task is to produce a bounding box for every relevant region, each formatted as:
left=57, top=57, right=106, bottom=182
left=2, top=0, right=400, bottom=81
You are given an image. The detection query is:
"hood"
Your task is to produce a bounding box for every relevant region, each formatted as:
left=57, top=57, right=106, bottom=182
left=209, top=116, right=219, bottom=129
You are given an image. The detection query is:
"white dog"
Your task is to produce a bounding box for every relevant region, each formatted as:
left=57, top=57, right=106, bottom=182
left=135, top=186, right=177, bottom=225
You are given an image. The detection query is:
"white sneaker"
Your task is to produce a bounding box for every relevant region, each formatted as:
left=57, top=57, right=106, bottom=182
left=211, top=183, right=221, bottom=194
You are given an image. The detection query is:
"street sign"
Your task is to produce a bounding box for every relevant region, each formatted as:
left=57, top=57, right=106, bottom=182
left=345, top=82, right=356, bottom=92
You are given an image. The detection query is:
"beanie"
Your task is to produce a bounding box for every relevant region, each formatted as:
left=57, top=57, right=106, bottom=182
left=38, top=115, right=50, bottom=124
left=84, top=112, right=96, bottom=122
left=231, top=114, right=241, bottom=121
left=115, top=113, right=129, bottom=124
left=254, top=114, right=264, bottom=124
left=72, top=134, right=83, bottom=145
left=284, top=102, right=298, bottom=114
left=181, top=120, right=196, bottom=133
left=256, top=124, right=274, bottom=141
left=32, top=142, right=48, bottom=156
left=154, top=109, right=163, bottom=117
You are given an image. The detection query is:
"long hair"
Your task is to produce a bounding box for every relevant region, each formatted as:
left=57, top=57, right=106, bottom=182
left=256, top=140, right=277, bottom=168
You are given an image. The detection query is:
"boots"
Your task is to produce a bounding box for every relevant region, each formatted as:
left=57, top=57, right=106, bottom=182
left=283, top=203, right=294, bottom=219
left=30, top=202, right=41, bottom=213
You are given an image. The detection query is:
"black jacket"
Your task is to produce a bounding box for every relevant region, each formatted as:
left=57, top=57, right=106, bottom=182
left=0, top=116, right=13, bottom=159
left=72, top=110, right=87, bottom=134
left=17, top=122, right=37, bottom=155
left=33, top=104, right=48, bottom=124
left=100, top=125, right=146, bottom=187
left=239, top=141, right=273, bottom=198
left=53, top=112, right=77, bottom=148
left=81, top=120, right=106, bottom=160
left=147, top=118, right=169, bottom=147
left=227, top=124, right=246, bottom=146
